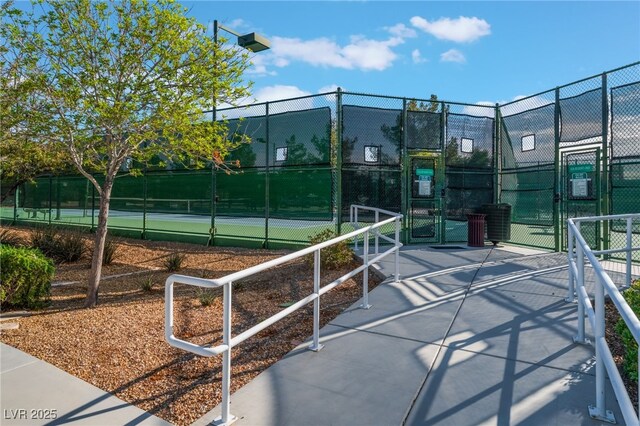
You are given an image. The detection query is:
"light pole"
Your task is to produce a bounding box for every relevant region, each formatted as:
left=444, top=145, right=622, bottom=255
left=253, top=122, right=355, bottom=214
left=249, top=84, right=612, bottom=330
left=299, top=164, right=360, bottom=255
left=210, top=20, right=271, bottom=246
left=210, top=20, right=270, bottom=426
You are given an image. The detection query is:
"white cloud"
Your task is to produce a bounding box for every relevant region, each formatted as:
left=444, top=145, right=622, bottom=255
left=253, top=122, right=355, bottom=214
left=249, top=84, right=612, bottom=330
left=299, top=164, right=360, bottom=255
left=269, top=35, right=402, bottom=71
left=410, top=16, right=491, bottom=43
left=385, top=23, right=417, bottom=38
left=500, top=95, right=554, bottom=116
left=440, top=49, right=466, bottom=63
left=412, top=49, right=427, bottom=64
left=246, top=54, right=277, bottom=76
left=254, top=85, right=311, bottom=102
left=318, top=84, right=340, bottom=94
left=462, top=101, right=495, bottom=117
left=227, top=19, right=247, bottom=29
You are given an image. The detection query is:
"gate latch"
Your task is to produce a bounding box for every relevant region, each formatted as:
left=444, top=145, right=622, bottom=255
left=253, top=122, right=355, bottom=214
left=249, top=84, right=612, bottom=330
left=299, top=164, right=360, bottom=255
left=553, top=193, right=561, bottom=203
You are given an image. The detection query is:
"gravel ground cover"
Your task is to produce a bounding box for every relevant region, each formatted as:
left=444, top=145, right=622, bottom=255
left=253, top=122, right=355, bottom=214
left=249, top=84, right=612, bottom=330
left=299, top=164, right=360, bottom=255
left=0, top=226, right=380, bottom=425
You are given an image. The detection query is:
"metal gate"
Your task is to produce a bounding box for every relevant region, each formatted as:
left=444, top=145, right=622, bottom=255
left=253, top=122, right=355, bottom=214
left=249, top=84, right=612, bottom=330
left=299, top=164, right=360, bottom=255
left=407, top=155, right=443, bottom=243
left=561, top=148, right=601, bottom=250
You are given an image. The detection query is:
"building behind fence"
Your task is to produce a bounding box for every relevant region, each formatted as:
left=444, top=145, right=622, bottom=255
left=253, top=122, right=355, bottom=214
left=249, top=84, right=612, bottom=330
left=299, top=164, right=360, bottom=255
left=1, top=62, right=639, bottom=253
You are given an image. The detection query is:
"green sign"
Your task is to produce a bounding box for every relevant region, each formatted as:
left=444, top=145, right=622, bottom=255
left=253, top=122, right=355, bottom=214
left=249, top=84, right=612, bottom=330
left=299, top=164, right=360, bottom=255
left=416, top=168, right=434, bottom=176
left=568, top=163, right=594, bottom=174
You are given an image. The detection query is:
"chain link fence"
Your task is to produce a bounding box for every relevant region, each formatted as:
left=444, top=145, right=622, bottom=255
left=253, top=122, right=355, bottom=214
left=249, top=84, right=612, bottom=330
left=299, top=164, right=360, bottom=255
left=2, top=62, right=639, bottom=252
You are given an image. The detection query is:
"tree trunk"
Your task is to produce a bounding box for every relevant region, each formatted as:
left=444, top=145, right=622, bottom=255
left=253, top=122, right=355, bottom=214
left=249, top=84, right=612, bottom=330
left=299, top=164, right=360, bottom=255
left=84, top=178, right=113, bottom=308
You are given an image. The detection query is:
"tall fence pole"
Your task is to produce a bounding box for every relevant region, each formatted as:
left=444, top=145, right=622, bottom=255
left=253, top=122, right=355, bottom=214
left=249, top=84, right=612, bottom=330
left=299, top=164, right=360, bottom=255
left=553, top=87, right=561, bottom=252
left=494, top=103, right=501, bottom=204
left=142, top=172, right=147, bottom=239
left=265, top=102, right=270, bottom=248
left=401, top=98, right=408, bottom=244
left=626, top=217, right=633, bottom=289
left=336, top=88, right=343, bottom=235
left=601, top=72, right=610, bottom=254
left=395, top=216, right=400, bottom=283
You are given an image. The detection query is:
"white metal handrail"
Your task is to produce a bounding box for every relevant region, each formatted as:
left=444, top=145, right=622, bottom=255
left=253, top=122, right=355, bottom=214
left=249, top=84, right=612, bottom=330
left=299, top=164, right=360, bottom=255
left=350, top=204, right=401, bottom=256
left=165, top=206, right=403, bottom=425
left=567, top=213, right=640, bottom=425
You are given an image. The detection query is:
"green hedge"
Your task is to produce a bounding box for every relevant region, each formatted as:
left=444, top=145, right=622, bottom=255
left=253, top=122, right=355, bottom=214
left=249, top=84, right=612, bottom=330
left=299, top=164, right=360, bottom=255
left=0, top=246, right=55, bottom=309
left=616, top=279, right=640, bottom=382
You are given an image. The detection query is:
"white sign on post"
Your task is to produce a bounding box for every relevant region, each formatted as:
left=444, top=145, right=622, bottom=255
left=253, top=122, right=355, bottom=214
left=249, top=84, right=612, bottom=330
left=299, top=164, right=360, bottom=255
left=572, top=178, right=588, bottom=197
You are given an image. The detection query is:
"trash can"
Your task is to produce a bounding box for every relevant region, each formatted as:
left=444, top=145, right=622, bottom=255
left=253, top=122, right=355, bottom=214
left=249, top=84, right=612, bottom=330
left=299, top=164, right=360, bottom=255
left=466, top=213, right=486, bottom=247
left=482, top=203, right=512, bottom=245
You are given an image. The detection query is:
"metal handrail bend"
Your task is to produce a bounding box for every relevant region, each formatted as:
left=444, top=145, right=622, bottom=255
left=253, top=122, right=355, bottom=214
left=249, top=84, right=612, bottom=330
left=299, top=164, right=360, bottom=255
left=165, top=205, right=403, bottom=425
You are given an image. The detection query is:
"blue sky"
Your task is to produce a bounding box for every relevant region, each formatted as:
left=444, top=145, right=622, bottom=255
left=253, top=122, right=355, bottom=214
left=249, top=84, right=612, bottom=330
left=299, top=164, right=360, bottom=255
left=182, top=1, right=640, bottom=106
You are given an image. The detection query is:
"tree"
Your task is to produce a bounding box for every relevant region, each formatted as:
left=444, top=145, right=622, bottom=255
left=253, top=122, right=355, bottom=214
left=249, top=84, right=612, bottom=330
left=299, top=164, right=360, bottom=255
left=2, top=0, right=252, bottom=307
left=0, top=2, right=68, bottom=200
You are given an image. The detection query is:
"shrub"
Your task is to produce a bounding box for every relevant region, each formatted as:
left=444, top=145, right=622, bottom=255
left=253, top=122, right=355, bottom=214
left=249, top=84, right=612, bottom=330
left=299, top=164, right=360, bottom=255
left=163, top=252, right=186, bottom=272
left=56, top=230, right=86, bottom=263
left=0, top=245, right=55, bottom=309
left=616, top=279, right=640, bottom=381
left=308, top=229, right=354, bottom=270
left=0, top=229, right=23, bottom=247
left=140, top=275, right=154, bottom=292
left=102, top=238, right=118, bottom=266
left=197, top=289, right=216, bottom=307
left=30, top=226, right=59, bottom=257
left=30, top=227, right=86, bottom=264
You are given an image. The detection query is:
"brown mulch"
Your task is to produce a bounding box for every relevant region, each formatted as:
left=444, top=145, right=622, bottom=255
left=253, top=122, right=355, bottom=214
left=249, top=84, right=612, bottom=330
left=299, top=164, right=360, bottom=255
left=0, top=226, right=382, bottom=425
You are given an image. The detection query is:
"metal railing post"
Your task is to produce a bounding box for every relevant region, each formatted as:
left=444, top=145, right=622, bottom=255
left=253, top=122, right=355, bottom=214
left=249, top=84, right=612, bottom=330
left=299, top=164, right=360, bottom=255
left=218, top=282, right=236, bottom=425
left=595, top=273, right=605, bottom=414
left=374, top=210, right=379, bottom=255
left=588, top=273, right=614, bottom=423
left=361, top=229, right=371, bottom=309
left=575, top=223, right=586, bottom=344
left=626, top=217, right=633, bottom=289
left=309, top=249, right=324, bottom=352
left=567, top=222, right=575, bottom=302
left=395, top=217, right=400, bottom=283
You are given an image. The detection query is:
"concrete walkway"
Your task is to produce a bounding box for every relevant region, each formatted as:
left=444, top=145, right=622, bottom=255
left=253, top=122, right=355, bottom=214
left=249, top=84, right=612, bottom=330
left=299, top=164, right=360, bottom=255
left=0, top=343, right=170, bottom=425
left=195, top=244, right=630, bottom=426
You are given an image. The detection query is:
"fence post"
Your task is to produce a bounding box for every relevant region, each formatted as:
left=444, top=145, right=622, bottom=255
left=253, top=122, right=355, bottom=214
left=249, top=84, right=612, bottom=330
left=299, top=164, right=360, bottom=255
left=374, top=210, right=379, bottom=255
left=566, top=221, right=575, bottom=302
left=601, top=72, right=610, bottom=255
left=626, top=217, right=633, bottom=289
left=354, top=206, right=359, bottom=251
left=310, top=249, right=324, bottom=352
left=336, top=88, right=343, bottom=235
left=265, top=102, right=270, bottom=248
left=218, top=281, right=236, bottom=425
left=395, top=216, right=400, bottom=283
left=361, top=229, right=371, bottom=309
left=494, top=103, right=502, bottom=204
left=553, top=87, right=561, bottom=252
left=142, top=172, right=147, bottom=239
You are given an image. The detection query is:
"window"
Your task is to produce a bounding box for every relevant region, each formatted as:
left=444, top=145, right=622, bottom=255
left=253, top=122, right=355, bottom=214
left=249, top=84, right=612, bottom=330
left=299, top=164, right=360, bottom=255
left=364, top=145, right=380, bottom=163
left=276, top=147, right=288, bottom=162
left=521, top=134, right=535, bottom=152
left=461, top=138, right=473, bottom=153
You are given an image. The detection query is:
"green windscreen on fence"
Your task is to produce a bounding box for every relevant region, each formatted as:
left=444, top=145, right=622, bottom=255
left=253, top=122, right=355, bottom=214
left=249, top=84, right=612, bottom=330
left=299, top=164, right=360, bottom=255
left=341, top=104, right=402, bottom=220
left=611, top=82, right=640, bottom=217
left=444, top=113, right=494, bottom=222
left=407, top=110, right=441, bottom=150
left=559, top=88, right=603, bottom=143
left=269, top=107, right=331, bottom=167
left=342, top=105, right=402, bottom=166
left=500, top=100, right=556, bottom=249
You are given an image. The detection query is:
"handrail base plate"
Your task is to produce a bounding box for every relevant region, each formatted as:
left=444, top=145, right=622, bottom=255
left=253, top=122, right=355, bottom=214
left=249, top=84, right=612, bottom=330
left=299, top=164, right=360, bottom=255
left=588, top=406, right=616, bottom=424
